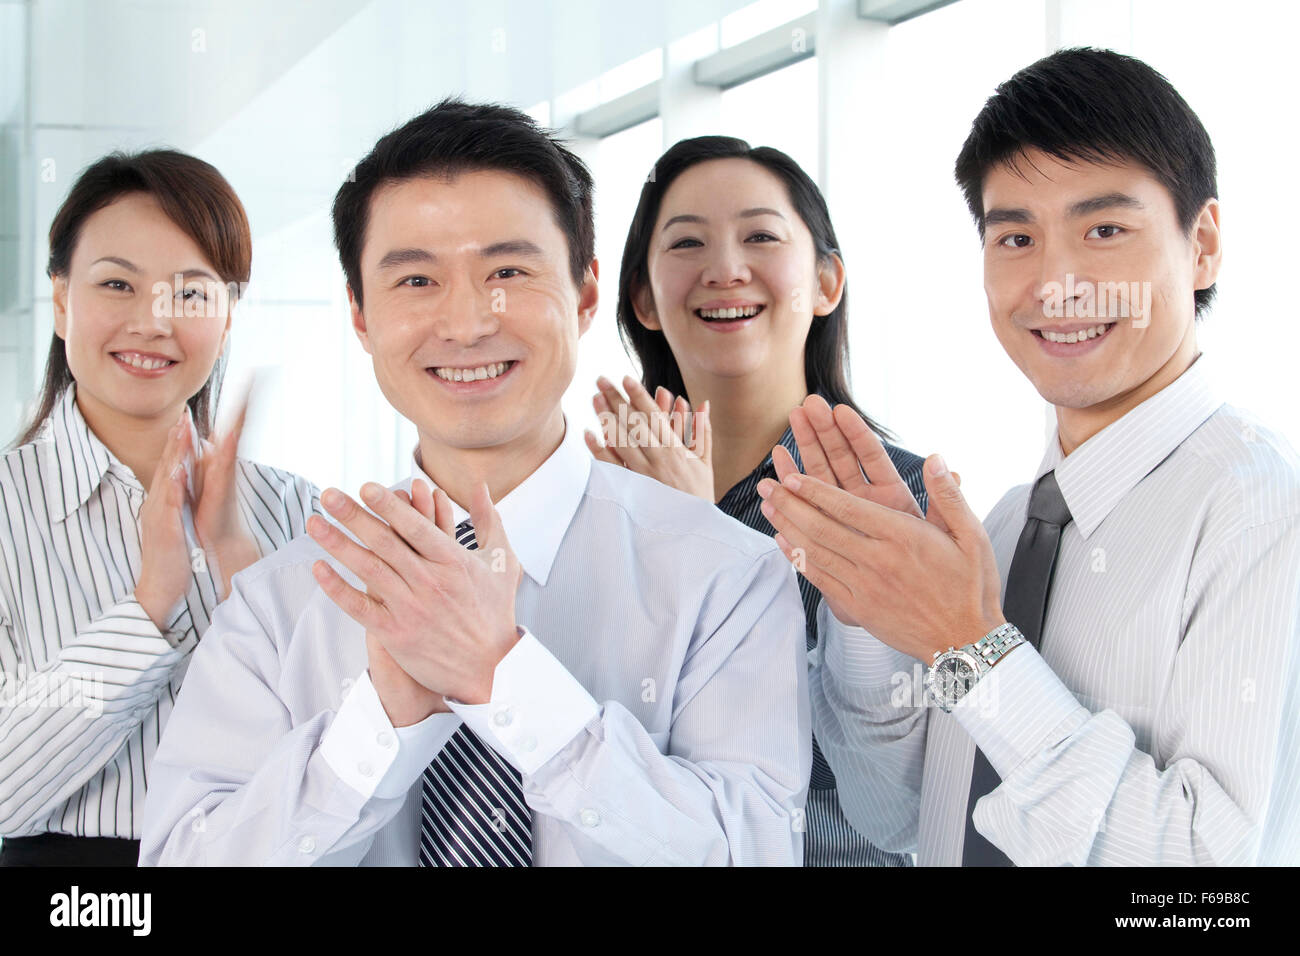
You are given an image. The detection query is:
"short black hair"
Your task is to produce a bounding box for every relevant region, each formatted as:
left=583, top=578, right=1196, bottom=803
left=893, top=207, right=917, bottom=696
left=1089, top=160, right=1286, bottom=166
left=954, top=47, right=1218, bottom=317
left=332, top=97, right=595, bottom=308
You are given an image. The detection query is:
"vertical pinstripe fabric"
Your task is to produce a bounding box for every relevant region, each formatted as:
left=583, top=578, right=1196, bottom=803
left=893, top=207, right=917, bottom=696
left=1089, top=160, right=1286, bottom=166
left=0, top=386, right=321, bottom=841
left=717, top=422, right=928, bottom=867
left=914, top=355, right=1300, bottom=865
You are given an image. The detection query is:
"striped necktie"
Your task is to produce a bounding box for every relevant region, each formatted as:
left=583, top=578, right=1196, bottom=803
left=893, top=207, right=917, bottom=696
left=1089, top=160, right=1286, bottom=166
left=416, top=518, right=534, bottom=867
left=962, top=470, right=1073, bottom=866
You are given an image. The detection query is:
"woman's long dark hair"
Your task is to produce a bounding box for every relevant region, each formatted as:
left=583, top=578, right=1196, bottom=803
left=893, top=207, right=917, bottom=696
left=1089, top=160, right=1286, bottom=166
left=615, top=135, right=893, bottom=440
left=12, top=149, right=252, bottom=448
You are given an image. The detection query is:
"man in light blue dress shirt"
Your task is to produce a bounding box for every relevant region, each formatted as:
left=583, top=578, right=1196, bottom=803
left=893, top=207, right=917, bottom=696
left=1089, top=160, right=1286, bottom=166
left=757, top=49, right=1300, bottom=865
left=139, top=98, right=810, bottom=866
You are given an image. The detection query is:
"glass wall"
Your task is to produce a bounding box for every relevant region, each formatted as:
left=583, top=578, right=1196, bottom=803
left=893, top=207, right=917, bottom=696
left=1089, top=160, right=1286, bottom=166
left=4, top=0, right=1297, bottom=520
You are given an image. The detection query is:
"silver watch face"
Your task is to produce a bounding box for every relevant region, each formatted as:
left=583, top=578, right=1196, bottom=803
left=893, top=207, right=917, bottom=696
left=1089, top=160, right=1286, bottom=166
left=928, top=652, right=979, bottom=710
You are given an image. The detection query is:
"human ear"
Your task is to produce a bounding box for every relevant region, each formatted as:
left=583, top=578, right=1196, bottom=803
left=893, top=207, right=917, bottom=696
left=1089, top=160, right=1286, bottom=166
left=52, top=274, right=69, bottom=339
left=813, top=252, right=847, bottom=317
left=631, top=281, right=661, bottom=331
left=1191, top=199, right=1222, bottom=293
left=577, top=259, right=599, bottom=337
left=348, top=285, right=373, bottom=355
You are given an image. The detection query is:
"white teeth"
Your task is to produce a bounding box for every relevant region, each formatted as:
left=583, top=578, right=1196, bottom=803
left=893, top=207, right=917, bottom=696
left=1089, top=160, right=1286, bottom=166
left=1041, top=324, right=1111, bottom=344
left=434, top=361, right=511, bottom=382
left=698, top=305, right=761, bottom=320
left=115, top=353, right=173, bottom=370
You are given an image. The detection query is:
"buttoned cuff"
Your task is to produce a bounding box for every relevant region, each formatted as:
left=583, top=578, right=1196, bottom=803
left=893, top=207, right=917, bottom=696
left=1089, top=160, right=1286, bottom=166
left=445, top=627, right=600, bottom=776
left=321, top=670, right=462, bottom=800
left=821, top=604, right=913, bottom=687
left=951, top=643, right=1089, bottom=779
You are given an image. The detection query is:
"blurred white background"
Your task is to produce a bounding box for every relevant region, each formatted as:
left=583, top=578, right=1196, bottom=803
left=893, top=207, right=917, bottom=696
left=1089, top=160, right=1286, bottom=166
left=3, top=0, right=1297, bottom=519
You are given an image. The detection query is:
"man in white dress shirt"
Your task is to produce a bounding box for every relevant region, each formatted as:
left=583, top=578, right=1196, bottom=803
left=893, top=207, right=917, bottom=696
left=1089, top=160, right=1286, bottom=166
left=757, top=48, right=1300, bottom=865
left=139, top=98, right=810, bottom=866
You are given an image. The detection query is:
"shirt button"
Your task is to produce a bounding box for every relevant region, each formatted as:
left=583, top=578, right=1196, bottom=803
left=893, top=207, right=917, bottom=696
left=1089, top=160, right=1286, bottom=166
left=376, top=732, right=393, bottom=748
left=493, top=707, right=514, bottom=727
left=520, top=735, right=537, bottom=753
left=358, top=761, right=373, bottom=778
left=298, top=836, right=316, bottom=854
left=579, top=808, right=600, bottom=828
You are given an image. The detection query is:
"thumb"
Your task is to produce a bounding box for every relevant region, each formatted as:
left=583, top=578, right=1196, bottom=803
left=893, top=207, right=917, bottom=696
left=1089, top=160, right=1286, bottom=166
left=468, top=481, right=516, bottom=565
left=925, top=470, right=962, bottom=534
left=922, top=454, right=977, bottom=540
left=693, top=401, right=712, bottom=465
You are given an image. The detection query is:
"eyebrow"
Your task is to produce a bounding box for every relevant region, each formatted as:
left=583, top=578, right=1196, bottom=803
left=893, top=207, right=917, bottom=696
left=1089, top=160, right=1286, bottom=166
left=376, top=240, right=545, bottom=270
left=376, top=248, right=435, bottom=270
left=662, top=207, right=788, bottom=230
left=89, top=257, right=219, bottom=282
left=984, top=192, right=1147, bottom=228
left=1066, top=192, right=1146, bottom=217
left=90, top=256, right=139, bottom=271
left=479, top=239, right=545, bottom=259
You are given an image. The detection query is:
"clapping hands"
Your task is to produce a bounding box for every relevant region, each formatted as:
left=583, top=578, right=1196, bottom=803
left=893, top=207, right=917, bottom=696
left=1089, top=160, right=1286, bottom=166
left=307, top=478, right=523, bottom=726
left=585, top=375, right=714, bottom=502
left=756, top=395, right=1003, bottom=663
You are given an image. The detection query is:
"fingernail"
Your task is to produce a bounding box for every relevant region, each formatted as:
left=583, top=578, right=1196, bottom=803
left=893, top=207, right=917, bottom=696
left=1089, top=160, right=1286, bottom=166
left=760, top=500, right=774, bottom=519
left=756, top=478, right=774, bottom=499
left=360, top=483, right=382, bottom=505
left=323, top=488, right=344, bottom=509
left=596, top=375, right=611, bottom=389
left=783, top=473, right=802, bottom=492
left=928, top=455, right=948, bottom=477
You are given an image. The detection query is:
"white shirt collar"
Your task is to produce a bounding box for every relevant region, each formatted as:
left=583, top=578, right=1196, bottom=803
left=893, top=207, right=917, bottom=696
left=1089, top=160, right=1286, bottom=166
left=408, top=415, right=591, bottom=586
left=43, top=384, right=206, bottom=522
left=1035, top=351, right=1224, bottom=539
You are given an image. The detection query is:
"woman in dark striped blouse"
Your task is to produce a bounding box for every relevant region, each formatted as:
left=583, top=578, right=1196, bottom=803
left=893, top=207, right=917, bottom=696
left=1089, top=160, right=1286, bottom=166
left=587, top=137, right=927, bottom=866
left=0, top=150, right=319, bottom=866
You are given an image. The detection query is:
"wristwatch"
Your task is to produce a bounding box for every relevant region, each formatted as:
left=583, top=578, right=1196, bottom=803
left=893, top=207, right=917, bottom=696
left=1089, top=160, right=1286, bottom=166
left=926, top=622, right=1025, bottom=713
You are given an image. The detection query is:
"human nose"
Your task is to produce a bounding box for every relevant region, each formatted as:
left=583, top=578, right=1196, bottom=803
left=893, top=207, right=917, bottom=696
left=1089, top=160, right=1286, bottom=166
left=1035, top=237, right=1089, bottom=316
left=700, top=240, right=752, bottom=288
left=428, top=275, right=501, bottom=346
left=124, top=282, right=176, bottom=337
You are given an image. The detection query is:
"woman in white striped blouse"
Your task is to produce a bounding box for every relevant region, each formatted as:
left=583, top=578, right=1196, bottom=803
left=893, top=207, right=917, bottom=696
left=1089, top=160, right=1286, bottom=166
left=0, top=150, right=319, bottom=866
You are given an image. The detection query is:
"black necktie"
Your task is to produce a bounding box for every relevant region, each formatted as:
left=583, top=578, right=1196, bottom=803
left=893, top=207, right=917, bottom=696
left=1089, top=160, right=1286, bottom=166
left=417, top=519, right=534, bottom=866
left=962, top=470, right=1073, bottom=866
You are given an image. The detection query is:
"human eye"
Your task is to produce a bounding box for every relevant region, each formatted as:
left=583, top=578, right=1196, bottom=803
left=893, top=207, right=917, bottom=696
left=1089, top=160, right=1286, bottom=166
left=668, top=237, right=703, bottom=250
left=180, top=285, right=208, bottom=302
left=996, top=233, right=1034, bottom=249
left=491, top=267, right=525, bottom=280
left=400, top=275, right=432, bottom=288
left=745, top=232, right=779, bottom=243
left=1086, top=224, right=1124, bottom=239
left=101, top=279, right=131, bottom=292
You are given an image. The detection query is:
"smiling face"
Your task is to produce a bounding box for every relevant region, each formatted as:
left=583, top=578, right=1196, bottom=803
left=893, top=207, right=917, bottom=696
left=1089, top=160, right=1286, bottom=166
left=348, top=169, right=597, bottom=461
left=636, top=158, right=842, bottom=391
left=981, top=149, right=1221, bottom=449
left=52, top=191, right=232, bottom=432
